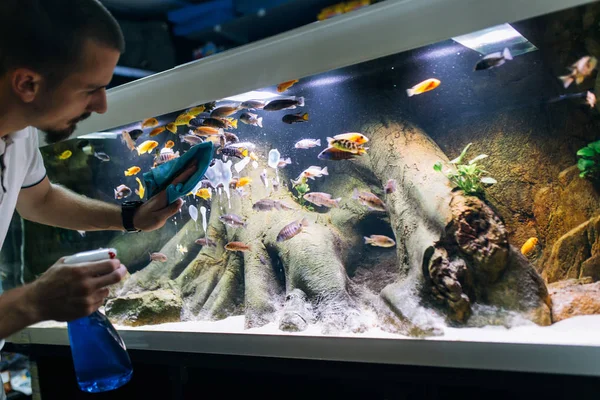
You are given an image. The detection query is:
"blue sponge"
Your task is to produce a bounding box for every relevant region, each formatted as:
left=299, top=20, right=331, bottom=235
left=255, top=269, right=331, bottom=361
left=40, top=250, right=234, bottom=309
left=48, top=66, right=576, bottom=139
left=143, top=141, right=214, bottom=204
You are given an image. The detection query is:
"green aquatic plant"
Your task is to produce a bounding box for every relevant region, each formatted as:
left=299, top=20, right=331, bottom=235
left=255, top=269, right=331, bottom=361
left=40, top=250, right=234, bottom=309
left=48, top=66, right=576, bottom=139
left=576, top=139, right=600, bottom=180
left=433, top=142, right=497, bottom=198
left=292, top=178, right=314, bottom=211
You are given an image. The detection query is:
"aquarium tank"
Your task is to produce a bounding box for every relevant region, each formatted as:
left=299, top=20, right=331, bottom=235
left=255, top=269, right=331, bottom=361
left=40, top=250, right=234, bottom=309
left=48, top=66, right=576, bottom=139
left=3, top=0, right=600, bottom=358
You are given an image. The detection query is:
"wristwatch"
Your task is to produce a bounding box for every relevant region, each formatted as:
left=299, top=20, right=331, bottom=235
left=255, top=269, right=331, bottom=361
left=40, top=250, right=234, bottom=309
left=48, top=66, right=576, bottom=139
left=122, top=201, right=143, bottom=232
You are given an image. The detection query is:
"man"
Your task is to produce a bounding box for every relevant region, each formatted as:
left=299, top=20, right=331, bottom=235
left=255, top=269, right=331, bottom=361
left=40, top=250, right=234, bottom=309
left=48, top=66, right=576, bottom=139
left=0, top=1, right=194, bottom=393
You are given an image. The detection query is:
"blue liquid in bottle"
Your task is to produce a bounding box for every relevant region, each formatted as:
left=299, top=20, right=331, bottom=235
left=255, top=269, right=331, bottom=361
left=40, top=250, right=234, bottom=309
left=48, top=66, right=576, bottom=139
left=67, top=310, right=133, bottom=393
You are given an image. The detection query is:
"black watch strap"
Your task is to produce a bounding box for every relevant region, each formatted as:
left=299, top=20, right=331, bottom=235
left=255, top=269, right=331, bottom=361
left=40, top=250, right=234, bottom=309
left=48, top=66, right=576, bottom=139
left=122, top=201, right=143, bottom=232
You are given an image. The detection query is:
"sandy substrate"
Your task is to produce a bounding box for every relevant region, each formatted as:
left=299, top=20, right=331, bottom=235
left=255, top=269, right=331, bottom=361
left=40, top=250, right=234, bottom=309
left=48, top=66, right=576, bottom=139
left=31, top=314, right=600, bottom=347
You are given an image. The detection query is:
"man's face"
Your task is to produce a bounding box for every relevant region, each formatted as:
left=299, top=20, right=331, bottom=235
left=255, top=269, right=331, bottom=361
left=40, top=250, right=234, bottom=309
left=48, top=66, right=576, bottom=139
left=32, top=40, right=120, bottom=143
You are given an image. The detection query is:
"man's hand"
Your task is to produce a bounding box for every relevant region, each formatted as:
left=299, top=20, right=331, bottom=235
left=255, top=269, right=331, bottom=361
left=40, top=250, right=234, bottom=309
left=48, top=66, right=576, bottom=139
left=26, top=257, right=127, bottom=323
left=133, top=160, right=198, bottom=232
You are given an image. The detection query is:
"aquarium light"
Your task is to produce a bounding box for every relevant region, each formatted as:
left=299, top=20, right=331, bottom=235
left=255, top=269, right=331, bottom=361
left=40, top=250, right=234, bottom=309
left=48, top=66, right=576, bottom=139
left=76, top=132, right=120, bottom=140
left=223, top=90, right=281, bottom=102
left=305, top=75, right=351, bottom=88
left=452, top=23, right=537, bottom=57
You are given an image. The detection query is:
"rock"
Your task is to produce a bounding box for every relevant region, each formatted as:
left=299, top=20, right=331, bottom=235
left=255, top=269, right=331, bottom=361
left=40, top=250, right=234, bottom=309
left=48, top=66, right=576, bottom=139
left=279, top=289, right=314, bottom=332
left=431, top=95, right=600, bottom=270
left=363, top=120, right=551, bottom=329
left=542, top=214, right=600, bottom=283
left=534, top=167, right=600, bottom=273
left=548, top=278, right=600, bottom=322
left=107, top=271, right=131, bottom=300
left=105, top=288, right=183, bottom=327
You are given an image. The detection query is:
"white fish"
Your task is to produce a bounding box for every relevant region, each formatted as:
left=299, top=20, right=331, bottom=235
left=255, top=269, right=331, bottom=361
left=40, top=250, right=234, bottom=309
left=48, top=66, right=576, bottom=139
left=227, top=142, right=257, bottom=150
left=252, top=161, right=259, bottom=169
left=200, top=206, right=207, bottom=234
left=189, top=205, right=198, bottom=222
left=268, top=149, right=281, bottom=169
left=234, top=157, right=251, bottom=173
left=294, top=139, right=321, bottom=149
left=292, top=166, right=328, bottom=185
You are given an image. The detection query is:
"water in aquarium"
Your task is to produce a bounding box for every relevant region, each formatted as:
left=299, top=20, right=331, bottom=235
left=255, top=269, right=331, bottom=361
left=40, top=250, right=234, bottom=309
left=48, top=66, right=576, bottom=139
left=3, top=3, right=600, bottom=345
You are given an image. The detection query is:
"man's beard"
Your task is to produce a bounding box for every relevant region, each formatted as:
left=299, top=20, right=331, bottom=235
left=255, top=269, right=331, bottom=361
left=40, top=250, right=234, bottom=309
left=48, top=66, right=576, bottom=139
left=43, top=112, right=92, bottom=144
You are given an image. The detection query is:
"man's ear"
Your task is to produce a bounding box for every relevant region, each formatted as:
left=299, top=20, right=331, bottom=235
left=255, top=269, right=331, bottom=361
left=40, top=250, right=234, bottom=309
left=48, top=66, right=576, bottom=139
left=11, top=68, right=43, bottom=103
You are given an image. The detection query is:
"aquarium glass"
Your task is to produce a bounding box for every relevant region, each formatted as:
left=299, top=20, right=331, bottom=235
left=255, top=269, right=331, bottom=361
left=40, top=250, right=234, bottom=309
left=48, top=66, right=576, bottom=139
left=2, top=2, right=600, bottom=347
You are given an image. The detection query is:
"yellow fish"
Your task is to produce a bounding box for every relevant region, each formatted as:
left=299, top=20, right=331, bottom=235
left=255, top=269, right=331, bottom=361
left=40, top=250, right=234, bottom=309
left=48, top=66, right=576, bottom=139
left=165, top=140, right=175, bottom=149
left=141, top=118, right=159, bottom=129
left=521, top=237, right=539, bottom=257
left=58, top=150, right=72, bottom=160
left=166, top=123, right=177, bottom=134
left=186, top=105, right=205, bottom=116
left=236, top=177, right=252, bottom=188
left=175, top=114, right=194, bottom=126
left=249, top=152, right=259, bottom=161
left=195, top=188, right=212, bottom=200
left=124, top=166, right=141, bottom=176
left=136, top=140, right=159, bottom=155
left=149, top=126, right=166, bottom=137
left=135, top=177, right=145, bottom=199
left=224, top=118, right=238, bottom=129
left=406, top=78, right=441, bottom=97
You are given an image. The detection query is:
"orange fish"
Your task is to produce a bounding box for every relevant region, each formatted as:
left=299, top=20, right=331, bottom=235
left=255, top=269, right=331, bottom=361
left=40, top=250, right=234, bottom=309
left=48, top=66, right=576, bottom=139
left=194, top=126, right=223, bottom=136
left=141, top=118, right=159, bottom=129
left=166, top=123, right=177, bottom=133
left=277, top=79, right=299, bottom=93
left=225, top=241, right=251, bottom=252
left=124, top=166, right=141, bottom=176
left=149, top=126, right=166, bottom=137
left=165, top=140, right=175, bottom=149
left=521, top=237, right=539, bottom=257
left=406, top=78, right=441, bottom=97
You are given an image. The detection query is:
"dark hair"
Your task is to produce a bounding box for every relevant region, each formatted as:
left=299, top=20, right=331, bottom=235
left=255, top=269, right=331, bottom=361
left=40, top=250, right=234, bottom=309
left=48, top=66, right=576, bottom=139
left=0, top=0, right=125, bottom=85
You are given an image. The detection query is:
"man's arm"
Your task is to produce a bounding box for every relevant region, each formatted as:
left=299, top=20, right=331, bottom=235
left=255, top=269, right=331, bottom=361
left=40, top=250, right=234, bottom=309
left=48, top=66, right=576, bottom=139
left=15, top=161, right=197, bottom=232
left=0, top=285, right=39, bottom=339
left=16, top=177, right=124, bottom=231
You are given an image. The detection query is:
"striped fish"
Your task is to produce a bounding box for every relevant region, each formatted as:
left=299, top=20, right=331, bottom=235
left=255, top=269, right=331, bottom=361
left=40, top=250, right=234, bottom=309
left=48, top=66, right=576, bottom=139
left=276, top=218, right=309, bottom=242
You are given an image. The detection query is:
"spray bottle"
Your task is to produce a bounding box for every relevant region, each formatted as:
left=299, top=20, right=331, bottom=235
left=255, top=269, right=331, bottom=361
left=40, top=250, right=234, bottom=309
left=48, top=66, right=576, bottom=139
left=63, top=248, right=133, bottom=393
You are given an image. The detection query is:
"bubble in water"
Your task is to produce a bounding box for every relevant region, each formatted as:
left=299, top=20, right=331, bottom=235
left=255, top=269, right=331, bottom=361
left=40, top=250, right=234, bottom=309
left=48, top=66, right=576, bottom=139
left=189, top=205, right=198, bottom=222
left=268, top=149, right=280, bottom=169
left=200, top=206, right=207, bottom=234
left=234, top=157, right=251, bottom=173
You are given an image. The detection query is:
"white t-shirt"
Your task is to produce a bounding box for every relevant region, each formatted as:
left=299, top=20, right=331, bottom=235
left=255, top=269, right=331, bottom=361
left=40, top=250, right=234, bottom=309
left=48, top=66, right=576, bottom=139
left=0, top=127, right=47, bottom=354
